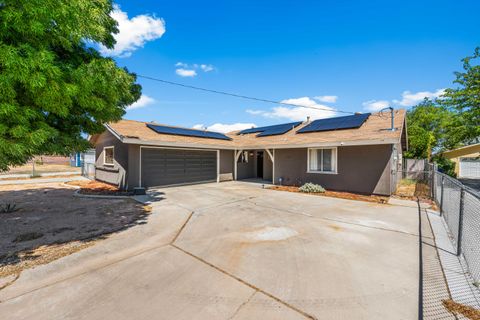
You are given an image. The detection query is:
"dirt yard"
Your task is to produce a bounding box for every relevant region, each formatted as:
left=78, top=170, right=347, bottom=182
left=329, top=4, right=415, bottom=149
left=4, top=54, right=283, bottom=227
left=3, top=163, right=80, bottom=175
left=0, top=183, right=150, bottom=278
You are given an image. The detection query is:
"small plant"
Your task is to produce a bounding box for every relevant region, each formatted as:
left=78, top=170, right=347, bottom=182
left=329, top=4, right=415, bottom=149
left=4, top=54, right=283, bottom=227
left=299, top=182, right=325, bottom=193
left=0, top=202, right=18, bottom=213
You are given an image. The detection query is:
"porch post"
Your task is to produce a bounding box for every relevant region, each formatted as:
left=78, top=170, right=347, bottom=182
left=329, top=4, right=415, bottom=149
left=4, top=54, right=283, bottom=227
left=272, top=149, right=275, bottom=184
left=234, top=149, right=243, bottom=180
left=264, top=149, right=275, bottom=185
left=216, top=150, right=220, bottom=183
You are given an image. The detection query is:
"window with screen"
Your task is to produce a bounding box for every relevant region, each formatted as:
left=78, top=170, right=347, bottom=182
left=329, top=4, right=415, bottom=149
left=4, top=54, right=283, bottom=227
left=308, top=148, right=337, bottom=173
left=104, top=147, right=114, bottom=166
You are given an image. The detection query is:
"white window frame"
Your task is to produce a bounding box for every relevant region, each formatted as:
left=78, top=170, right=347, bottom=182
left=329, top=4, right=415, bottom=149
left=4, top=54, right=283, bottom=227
left=103, top=146, right=115, bottom=166
left=307, top=147, right=338, bottom=174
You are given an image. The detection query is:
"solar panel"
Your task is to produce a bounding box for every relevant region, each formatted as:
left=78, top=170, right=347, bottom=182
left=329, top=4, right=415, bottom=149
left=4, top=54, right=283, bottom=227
left=237, top=121, right=302, bottom=137
left=297, top=113, right=370, bottom=134
left=146, top=123, right=232, bottom=141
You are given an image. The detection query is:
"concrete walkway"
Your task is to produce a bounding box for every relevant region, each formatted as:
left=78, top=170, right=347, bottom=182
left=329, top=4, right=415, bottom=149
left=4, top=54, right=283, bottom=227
left=0, top=171, right=81, bottom=180
left=0, top=182, right=422, bottom=320
left=427, top=210, right=480, bottom=310
left=0, top=176, right=87, bottom=185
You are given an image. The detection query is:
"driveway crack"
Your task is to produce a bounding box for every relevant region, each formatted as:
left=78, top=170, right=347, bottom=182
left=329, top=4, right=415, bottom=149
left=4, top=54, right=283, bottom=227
left=170, top=243, right=315, bottom=320
left=227, top=290, right=257, bottom=320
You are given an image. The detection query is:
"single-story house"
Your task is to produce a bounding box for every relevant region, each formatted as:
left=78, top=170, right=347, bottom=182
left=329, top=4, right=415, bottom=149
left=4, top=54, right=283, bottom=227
left=440, top=143, right=480, bottom=179
left=89, top=110, right=407, bottom=195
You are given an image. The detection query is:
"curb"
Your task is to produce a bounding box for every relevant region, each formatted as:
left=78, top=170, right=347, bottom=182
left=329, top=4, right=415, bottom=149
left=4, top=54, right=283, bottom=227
left=72, top=189, right=133, bottom=200
left=72, top=189, right=152, bottom=205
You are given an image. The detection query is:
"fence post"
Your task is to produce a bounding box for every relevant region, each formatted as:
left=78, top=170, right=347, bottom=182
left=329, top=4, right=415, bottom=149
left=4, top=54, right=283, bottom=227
left=440, top=176, right=444, bottom=216
left=457, top=187, right=465, bottom=256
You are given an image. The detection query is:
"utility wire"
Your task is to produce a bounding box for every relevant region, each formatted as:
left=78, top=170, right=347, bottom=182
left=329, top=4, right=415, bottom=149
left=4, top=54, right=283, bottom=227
left=137, top=74, right=358, bottom=115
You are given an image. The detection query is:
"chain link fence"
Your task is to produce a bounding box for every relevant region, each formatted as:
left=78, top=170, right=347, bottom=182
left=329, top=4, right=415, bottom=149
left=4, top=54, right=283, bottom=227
left=433, top=171, right=480, bottom=284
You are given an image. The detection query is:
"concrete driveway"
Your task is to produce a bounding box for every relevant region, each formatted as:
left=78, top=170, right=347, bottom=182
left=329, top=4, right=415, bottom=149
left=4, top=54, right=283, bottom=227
left=0, top=181, right=422, bottom=320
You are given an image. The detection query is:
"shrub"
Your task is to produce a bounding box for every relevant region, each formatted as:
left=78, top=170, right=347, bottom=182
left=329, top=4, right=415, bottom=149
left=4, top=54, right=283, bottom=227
left=299, top=182, right=325, bottom=193
left=0, top=202, right=18, bottom=213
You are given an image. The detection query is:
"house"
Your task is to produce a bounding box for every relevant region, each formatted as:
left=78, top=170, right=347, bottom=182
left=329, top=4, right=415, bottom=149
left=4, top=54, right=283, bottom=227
left=440, top=143, right=480, bottom=179
left=89, top=110, right=407, bottom=195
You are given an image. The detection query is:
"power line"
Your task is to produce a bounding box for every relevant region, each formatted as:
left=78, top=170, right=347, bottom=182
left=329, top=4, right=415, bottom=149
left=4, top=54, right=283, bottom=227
left=137, top=74, right=357, bottom=115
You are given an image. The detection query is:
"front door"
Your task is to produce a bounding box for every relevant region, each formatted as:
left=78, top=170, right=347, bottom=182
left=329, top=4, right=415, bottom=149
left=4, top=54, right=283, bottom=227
left=257, top=151, right=264, bottom=178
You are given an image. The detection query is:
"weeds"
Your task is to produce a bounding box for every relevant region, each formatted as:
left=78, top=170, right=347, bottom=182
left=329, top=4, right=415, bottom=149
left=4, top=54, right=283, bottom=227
left=0, top=202, right=18, bottom=213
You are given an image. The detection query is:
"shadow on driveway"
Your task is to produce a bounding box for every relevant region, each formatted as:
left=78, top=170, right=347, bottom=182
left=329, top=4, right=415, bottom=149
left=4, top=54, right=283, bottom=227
left=0, top=184, right=151, bottom=277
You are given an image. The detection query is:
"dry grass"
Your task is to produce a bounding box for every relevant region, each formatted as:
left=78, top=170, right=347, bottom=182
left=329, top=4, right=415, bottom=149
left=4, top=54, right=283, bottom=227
left=269, top=185, right=389, bottom=204
left=442, top=299, right=480, bottom=320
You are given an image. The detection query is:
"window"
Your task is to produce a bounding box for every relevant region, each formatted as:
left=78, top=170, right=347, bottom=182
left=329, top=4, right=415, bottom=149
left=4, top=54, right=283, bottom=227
left=308, top=148, right=337, bottom=173
left=104, top=147, right=114, bottom=166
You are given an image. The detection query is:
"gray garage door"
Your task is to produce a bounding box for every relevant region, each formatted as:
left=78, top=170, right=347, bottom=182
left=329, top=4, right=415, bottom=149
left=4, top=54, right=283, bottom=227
left=459, top=157, right=480, bottom=179
left=141, top=148, right=217, bottom=187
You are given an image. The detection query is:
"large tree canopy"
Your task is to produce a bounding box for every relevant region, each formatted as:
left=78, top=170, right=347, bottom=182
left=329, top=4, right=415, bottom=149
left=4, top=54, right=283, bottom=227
left=404, top=99, right=452, bottom=160
left=0, top=0, right=141, bottom=171
left=406, top=48, right=480, bottom=162
left=441, top=47, right=480, bottom=144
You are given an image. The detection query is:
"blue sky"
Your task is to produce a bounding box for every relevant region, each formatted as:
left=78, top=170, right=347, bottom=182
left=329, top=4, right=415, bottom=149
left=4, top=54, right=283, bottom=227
left=103, top=0, right=480, bottom=132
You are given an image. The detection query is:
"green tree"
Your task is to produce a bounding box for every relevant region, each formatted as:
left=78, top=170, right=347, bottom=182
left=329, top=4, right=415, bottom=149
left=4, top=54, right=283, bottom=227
left=404, top=99, right=452, bottom=160
left=441, top=47, right=480, bottom=144
left=0, top=0, right=141, bottom=171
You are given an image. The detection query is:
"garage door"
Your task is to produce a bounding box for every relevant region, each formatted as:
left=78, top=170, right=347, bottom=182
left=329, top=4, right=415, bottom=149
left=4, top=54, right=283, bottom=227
left=141, top=148, right=217, bottom=187
left=459, top=157, right=480, bottom=179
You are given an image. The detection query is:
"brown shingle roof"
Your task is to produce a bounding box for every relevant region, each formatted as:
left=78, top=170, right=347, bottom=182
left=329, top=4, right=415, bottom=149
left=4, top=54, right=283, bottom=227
left=96, top=110, right=406, bottom=149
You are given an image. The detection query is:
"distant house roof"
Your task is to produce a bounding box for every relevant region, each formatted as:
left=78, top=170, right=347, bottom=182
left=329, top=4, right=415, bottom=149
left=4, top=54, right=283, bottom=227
left=90, top=109, right=407, bottom=150
left=441, top=142, right=480, bottom=159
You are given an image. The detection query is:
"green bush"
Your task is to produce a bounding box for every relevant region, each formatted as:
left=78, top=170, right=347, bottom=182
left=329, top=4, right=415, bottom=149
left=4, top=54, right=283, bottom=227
left=433, top=155, right=456, bottom=177
left=299, top=182, right=325, bottom=193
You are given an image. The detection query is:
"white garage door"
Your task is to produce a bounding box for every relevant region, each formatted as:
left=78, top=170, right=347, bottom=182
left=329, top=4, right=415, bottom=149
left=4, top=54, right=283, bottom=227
left=459, top=158, right=480, bottom=179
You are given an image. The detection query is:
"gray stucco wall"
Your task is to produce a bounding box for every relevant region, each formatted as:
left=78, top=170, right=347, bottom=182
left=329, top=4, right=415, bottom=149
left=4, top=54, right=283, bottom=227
left=127, top=144, right=140, bottom=189
left=237, top=151, right=255, bottom=180
left=219, top=150, right=234, bottom=181
left=263, top=152, right=273, bottom=181
left=94, top=130, right=128, bottom=188
left=274, top=145, right=393, bottom=195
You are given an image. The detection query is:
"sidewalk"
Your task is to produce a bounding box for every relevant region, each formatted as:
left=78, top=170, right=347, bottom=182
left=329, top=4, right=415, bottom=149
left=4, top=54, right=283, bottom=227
left=427, top=209, right=480, bottom=311
left=0, top=176, right=87, bottom=185
left=0, top=171, right=80, bottom=180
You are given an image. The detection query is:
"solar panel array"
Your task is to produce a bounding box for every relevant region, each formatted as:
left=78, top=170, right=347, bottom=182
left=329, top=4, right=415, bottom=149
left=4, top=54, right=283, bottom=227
left=146, top=123, right=232, bottom=141
left=237, top=121, right=303, bottom=137
left=296, top=113, right=370, bottom=134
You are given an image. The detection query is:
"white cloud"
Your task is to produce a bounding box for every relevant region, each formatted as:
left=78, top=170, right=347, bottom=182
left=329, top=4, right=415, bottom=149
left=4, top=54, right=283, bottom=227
left=362, top=100, right=390, bottom=112
left=100, top=5, right=166, bottom=57
left=393, top=89, right=446, bottom=107
left=314, top=95, right=338, bottom=103
left=126, top=95, right=155, bottom=110
left=175, top=62, right=188, bottom=68
left=246, top=109, right=265, bottom=115
left=247, top=97, right=336, bottom=122
left=200, top=64, right=214, bottom=72
left=175, top=62, right=215, bottom=77
left=175, top=68, right=197, bottom=77
left=193, top=123, right=256, bottom=133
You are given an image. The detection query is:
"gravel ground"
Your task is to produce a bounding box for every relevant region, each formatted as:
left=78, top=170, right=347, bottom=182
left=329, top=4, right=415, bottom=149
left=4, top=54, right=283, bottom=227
left=0, top=183, right=150, bottom=278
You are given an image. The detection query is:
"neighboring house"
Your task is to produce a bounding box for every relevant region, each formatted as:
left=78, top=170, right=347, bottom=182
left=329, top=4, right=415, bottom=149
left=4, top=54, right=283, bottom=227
left=441, top=143, right=480, bottom=179
left=89, top=110, right=407, bottom=195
